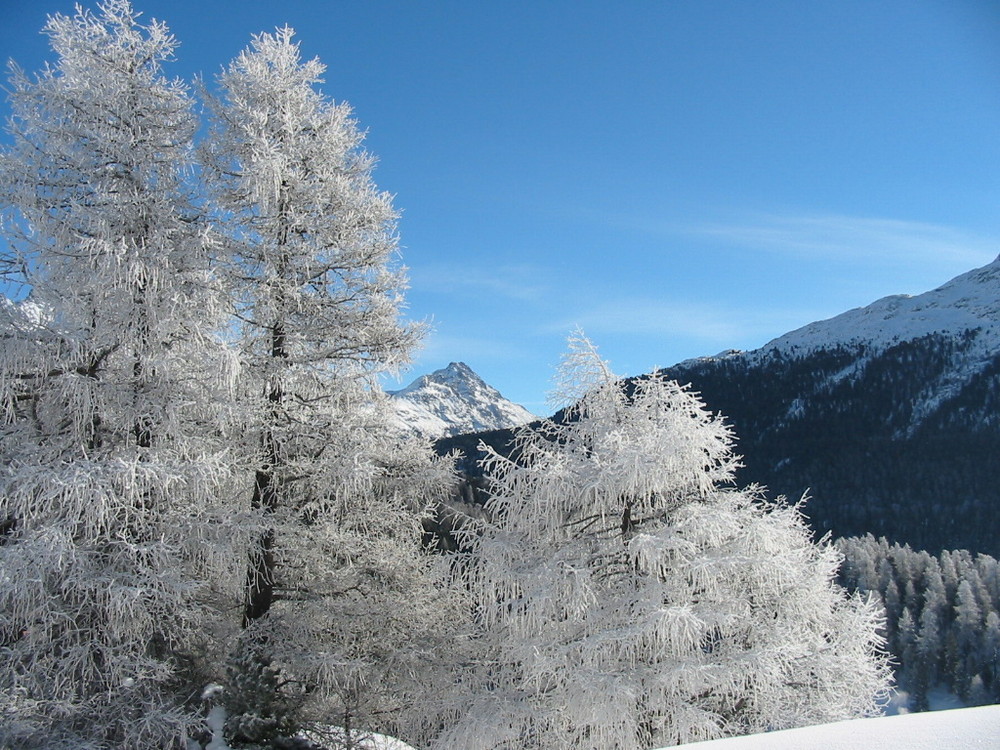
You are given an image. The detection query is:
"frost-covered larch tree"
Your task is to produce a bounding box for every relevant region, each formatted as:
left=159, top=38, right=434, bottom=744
left=201, top=28, right=462, bottom=747
left=0, top=2, right=243, bottom=747
left=436, top=333, right=891, bottom=750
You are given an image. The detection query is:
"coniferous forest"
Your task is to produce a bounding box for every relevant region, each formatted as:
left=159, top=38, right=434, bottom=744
left=838, top=536, right=1000, bottom=710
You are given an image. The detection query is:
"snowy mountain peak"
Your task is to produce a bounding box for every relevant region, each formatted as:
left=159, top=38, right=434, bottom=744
left=389, top=362, right=536, bottom=439
left=393, top=362, right=483, bottom=398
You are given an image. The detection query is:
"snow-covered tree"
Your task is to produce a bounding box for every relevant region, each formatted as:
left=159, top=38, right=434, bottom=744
left=0, top=2, right=243, bottom=747
left=201, top=28, right=460, bottom=747
left=437, top=333, right=890, bottom=750
left=838, top=536, right=1000, bottom=708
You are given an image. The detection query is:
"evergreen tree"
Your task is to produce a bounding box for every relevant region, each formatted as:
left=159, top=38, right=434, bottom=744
left=0, top=2, right=241, bottom=746
left=883, top=578, right=902, bottom=635
left=913, top=558, right=944, bottom=708
left=838, top=535, right=1000, bottom=708
left=953, top=580, right=982, bottom=699
left=201, top=28, right=459, bottom=747
left=984, top=612, right=1000, bottom=695
left=438, top=334, right=890, bottom=750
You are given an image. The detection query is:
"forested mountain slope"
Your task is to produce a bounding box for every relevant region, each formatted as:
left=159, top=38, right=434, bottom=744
left=440, top=257, right=1000, bottom=557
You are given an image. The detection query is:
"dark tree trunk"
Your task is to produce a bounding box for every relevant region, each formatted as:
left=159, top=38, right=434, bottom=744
left=244, top=468, right=278, bottom=626
left=243, top=321, right=286, bottom=627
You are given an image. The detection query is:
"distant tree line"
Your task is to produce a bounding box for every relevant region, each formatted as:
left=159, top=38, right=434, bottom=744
left=838, top=535, right=1000, bottom=709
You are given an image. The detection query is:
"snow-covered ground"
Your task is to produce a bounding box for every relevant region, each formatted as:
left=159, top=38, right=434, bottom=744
left=268, top=706, right=1000, bottom=750
left=664, top=705, right=1000, bottom=750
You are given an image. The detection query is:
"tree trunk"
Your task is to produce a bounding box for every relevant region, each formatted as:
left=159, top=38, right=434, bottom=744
left=243, top=322, right=286, bottom=627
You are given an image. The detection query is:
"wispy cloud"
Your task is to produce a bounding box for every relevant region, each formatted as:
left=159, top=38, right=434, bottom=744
left=545, top=298, right=816, bottom=346
left=689, top=212, right=998, bottom=268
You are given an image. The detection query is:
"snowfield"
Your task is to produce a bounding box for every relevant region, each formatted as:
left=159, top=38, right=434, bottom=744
left=664, top=705, right=1000, bottom=750
left=290, top=706, right=1000, bottom=750
left=758, top=255, right=1000, bottom=358
left=200, top=707, right=1000, bottom=750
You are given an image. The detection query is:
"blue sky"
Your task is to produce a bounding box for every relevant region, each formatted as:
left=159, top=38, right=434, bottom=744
left=3, top=1, right=999, bottom=413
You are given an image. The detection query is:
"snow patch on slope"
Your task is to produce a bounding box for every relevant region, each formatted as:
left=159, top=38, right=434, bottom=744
left=727, top=256, right=1000, bottom=431
left=759, top=256, right=1000, bottom=358
left=388, top=362, right=535, bottom=439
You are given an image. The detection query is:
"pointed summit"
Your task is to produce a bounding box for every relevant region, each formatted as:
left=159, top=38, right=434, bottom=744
left=389, top=362, right=535, bottom=439
left=442, top=361, right=477, bottom=377
left=394, top=362, right=484, bottom=398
